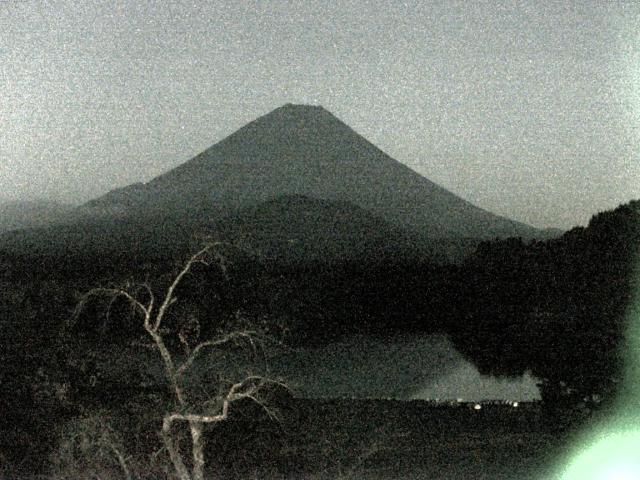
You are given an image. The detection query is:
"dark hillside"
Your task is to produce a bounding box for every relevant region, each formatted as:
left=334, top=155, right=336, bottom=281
left=215, top=194, right=433, bottom=266
left=0, top=200, right=74, bottom=233
left=0, top=194, right=432, bottom=270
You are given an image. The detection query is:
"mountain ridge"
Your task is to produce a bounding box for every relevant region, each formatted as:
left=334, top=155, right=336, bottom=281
left=84, top=104, right=548, bottom=240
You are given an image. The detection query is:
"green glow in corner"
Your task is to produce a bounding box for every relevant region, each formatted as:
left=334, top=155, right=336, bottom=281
left=558, top=430, right=640, bottom=480
left=552, top=307, right=640, bottom=480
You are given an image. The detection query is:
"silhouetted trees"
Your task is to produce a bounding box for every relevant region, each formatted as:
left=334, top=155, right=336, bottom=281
left=449, top=200, right=639, bottom=409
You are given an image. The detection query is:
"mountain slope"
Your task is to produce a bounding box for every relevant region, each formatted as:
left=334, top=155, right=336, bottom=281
left=0, top=194, right=433, bottom=268
left=212, top=194, right=433, bottom=264
left=0, top=200, right=74, bottom=233
left=84, top=104, right=544, bottom=239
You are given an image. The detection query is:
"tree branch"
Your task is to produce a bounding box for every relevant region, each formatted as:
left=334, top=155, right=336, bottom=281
left=72, top=287, right=151, bottom=330
left=153, top=243, right=220, bottom=332
left=175, top=331, right=259, bottom=378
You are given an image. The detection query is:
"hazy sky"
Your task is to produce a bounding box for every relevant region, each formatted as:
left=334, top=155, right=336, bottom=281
left=1, top=0, right=638, bottom=229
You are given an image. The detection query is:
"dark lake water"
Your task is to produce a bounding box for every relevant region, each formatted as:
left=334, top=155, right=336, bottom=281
left=267, top=333, right=541, bottom=401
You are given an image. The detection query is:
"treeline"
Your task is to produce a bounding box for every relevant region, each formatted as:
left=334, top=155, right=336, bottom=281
left=450, top=200, right=639, bottom=407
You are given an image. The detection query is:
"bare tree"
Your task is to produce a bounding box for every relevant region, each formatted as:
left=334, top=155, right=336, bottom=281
left=73, top=243, right=287, bottom=480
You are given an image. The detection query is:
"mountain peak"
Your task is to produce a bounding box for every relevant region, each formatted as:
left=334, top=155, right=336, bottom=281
left=279, top=102, right=325, bottom=112
left=85, top=105, right=545, bottom=239
left=265, top=103, right=333, bottom=123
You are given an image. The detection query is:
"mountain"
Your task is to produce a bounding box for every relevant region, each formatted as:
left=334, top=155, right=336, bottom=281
left=210, top=194, right=433, bottom=265
left=0, top=200, right=74, bottom=233
left=84, top=104, right=546, bottom=240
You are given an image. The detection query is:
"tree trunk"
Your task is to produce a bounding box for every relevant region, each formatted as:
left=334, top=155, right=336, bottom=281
left=190, top=420, right=206, bottom=480
left=162, top=417, right=192, bottom=480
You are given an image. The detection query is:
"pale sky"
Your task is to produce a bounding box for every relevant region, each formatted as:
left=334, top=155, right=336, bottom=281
left=1, top=0, right=638, bottom=229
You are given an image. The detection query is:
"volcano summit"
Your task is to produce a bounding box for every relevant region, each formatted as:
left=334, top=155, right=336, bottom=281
left=85, top=104, right=544, bottom=240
